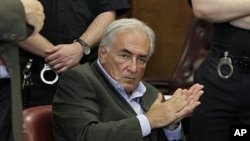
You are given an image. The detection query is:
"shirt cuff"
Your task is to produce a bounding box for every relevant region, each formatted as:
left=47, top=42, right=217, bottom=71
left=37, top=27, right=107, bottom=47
left=163, top=122, right=183, bottom=141
left=0, top=65, right=9, bottom=78
left=136, top=114, right=151, bottom=137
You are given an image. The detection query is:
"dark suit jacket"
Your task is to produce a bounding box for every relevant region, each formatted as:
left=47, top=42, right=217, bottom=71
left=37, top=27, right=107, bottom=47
left=52, top=61, right=185, bottom=141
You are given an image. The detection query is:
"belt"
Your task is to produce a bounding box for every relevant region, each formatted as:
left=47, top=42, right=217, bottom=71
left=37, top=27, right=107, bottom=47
left=210, top=46, right=250, bottom=70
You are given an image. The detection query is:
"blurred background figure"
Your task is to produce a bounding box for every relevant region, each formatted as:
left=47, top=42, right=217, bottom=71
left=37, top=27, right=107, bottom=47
left=0, top=0, right=44, bottom=140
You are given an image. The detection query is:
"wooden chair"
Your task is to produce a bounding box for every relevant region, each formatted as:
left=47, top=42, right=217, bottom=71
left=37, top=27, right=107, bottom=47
left=144, top=17, right=213, bottom=95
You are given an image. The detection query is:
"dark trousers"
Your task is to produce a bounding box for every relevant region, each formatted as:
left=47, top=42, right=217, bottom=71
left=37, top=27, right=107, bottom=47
left=189, top=50, right=250, bottom=141
left=0, top=78, right=13, bottom=141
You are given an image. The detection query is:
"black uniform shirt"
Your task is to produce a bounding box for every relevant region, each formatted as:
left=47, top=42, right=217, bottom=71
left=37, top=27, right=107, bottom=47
left=40, top=0, right=129, bottom=45
left=211, top=23, right=250, bottom=57
left=188, top=0, right=250, bottom=56
left=20, top=0, right=130, bottom=62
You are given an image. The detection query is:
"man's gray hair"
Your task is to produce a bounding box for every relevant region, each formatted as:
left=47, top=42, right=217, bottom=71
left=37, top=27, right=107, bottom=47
left=100, top=18, right=156, bottom=57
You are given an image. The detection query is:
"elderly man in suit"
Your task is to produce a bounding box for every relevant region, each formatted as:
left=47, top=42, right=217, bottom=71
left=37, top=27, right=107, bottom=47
left=0, top=0, right=44, bottom=140
left=52, top=18, right=204, bottom=141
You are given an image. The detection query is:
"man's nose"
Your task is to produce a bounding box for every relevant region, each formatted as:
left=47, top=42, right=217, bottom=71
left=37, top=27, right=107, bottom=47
left=128, top=58, right=137, bottom=72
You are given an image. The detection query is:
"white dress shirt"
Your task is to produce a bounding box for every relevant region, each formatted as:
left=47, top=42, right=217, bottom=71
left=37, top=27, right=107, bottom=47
left=97, top=59, right=182, bottom=140
left=0, top=65, right=9, bottom=78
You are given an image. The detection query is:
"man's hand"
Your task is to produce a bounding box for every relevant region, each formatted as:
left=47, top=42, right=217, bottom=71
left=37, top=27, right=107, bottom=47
left=145, top=83, right=204, bottom=129
left=45, top=42, right=83, bottom=73
left=20, top=0, right=45, bottom=34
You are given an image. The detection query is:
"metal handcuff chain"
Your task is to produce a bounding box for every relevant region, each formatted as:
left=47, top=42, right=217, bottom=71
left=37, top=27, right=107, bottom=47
left=40, top=63, right=59, bottom=85
left=217, top=51, right=234, bottom=79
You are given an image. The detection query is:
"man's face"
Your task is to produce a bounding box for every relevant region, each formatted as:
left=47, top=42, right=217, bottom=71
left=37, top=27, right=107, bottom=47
left=99, top=30, right=150, bottom=94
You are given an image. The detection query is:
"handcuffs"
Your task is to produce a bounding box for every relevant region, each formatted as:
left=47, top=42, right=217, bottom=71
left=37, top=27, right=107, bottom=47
left=217, top=51, right=234, bottom=79
left=40, top=64, right=59, bottom=85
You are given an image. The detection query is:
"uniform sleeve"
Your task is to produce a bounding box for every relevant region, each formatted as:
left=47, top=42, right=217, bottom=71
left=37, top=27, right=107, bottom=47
left=96, top=0, right=130, bottom=17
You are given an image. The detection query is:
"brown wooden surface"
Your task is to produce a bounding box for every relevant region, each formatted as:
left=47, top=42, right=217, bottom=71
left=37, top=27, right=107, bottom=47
left=125, top=0, right=194, bottom=79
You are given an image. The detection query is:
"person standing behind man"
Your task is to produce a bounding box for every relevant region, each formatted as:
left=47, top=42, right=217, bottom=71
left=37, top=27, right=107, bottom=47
left=18, top=0, right=130, bottom=108
left=0, top=0, right=44, bottom=140
left=52, top=18, right=204, bottom=141
left=188, top=1, right=250, bottom=141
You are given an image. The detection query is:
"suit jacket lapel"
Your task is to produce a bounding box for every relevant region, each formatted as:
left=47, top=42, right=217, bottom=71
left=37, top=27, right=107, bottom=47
left=91, top=61, right=137, bottom=116
left=140, top=82, right=160, bottom=112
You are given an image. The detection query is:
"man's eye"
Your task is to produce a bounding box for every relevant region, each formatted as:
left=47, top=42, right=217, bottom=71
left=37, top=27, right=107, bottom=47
left=138, top=58, right=146, bottom=64
left=120, top=54, right=129, bottom=59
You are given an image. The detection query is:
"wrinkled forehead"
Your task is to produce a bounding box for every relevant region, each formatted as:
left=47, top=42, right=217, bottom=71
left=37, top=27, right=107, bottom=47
left=114, top=29, right=150, bottom=47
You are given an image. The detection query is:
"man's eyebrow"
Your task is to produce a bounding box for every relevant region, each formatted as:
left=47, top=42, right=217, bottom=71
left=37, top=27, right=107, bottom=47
left=120, top=48, right=132, bottom=54
left=120, top=48, right=148, bottom=58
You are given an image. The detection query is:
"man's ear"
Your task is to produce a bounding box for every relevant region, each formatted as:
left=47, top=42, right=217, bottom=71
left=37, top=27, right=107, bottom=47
left=98, top=45, right=107, bottom=62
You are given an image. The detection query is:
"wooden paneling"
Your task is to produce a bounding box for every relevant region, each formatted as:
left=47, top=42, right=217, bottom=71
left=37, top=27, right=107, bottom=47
left=127, top=0, right=194, bottom=79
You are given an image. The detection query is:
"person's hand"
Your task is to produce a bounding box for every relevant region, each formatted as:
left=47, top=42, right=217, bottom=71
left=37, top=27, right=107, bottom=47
left=20, top=0, right=45, bottom=34
left=145, top=83, right=204, bottom=130
left=230, top=15, right=250, bottom=30
left=45, top=42, right=83, bottom=73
